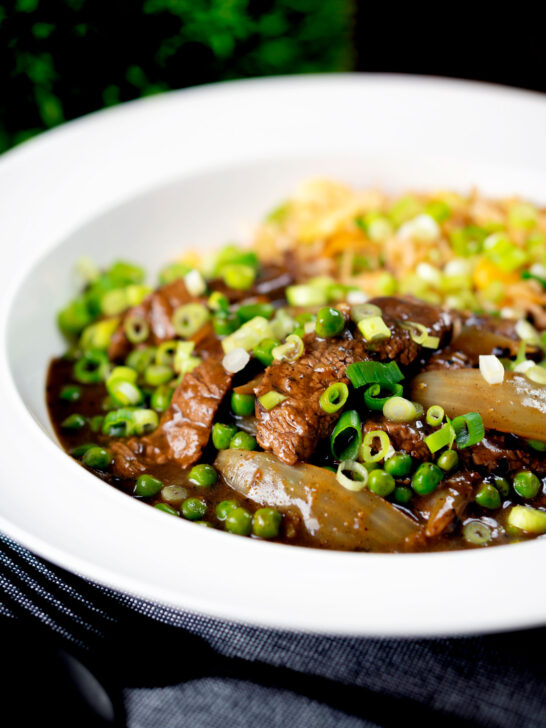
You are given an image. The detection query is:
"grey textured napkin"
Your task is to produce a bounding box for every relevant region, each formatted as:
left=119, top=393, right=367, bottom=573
left=1, top=532, right=545, bottom=727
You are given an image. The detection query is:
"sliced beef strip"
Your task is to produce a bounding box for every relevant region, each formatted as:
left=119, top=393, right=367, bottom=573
left=415, top=471, right=479, bottom=540
left=255, top=297, right=453, bottom=465
left=463, top=432, right=546, bottom=476
left=108, top=278, right=194, bottom=361
left=111, top=356, right=232, bottom=478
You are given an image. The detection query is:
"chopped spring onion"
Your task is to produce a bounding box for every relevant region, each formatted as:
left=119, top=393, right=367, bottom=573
left=513, top=359, right=535, bottom=374
left=426, top=405, right=444, bottom=426
left=102, top=408, right=136, bottom=437
left=346, top=360, right=404, bottom=389
left=237, top=302, right=275, bottom=323
left=208, top=291, right=230, bottom=312
left=319, top=382, right=349, bottom=413
left=158, top=261, right=191, bottom=285
left=184, top=269, right=206, bottom=297
left=73, top=349, right=110, bottom=384
left=399, top=320, right=439, bottom=349
left=258, top=390, right=287, bottom=410
left=223, top=347, right=250, bottom=374
left=346, top=289, right=369, bottom=305
left=525, top=365, right=546, bottom=386
left=330, top=410, right=362, bottom=461
left=222, top=264, right=256, bottom=290
left=172, top=303, right=210, bottom=338
left=350, top=303, right=382, bottom=323
left=336, top=460, right=369, bottom=492
left=155, top=340, right=178, bottom=367
left=76, top=256, right=100, bottom=283
left=358, top=315, right=391, bottom=342
left=451, top=412, right=484, bottom=449
left=463, top=521, right=492, bottom=545
left=144, top=364, right=173, bottom=386
left=272, top=334, right=304, bottom=363
left=286, top=284, right=328, bottom=307
left=479, top=354, right=505, bottom=384
left=360, top=430, right=391, bottom=463
left=270, top=309, right=296, bottom=340
left=124, top=314, right=150, bottom=344
left=222, top=316, right=273, bottom=354
left=79, top=318, right=119, bottom=352
left=106, top=365, right=137, bottom=384
left=507, top=505, right=546, bottom=534
left=173, top=341, right=201, bottom=374
left=398, top=214, right=440, bottom=243
left=363, top=382, right=404, bottom=411
left=515, top=318, right=540, bottom=344
left=126, top=346, right=156, bottom=373
left=383, top=396, right=419, bottom=423
left=101, top=288, right=129, bottom=316
left=132, top=409, right=159, bottom=435
left=425, top=423, right=455, bottom=454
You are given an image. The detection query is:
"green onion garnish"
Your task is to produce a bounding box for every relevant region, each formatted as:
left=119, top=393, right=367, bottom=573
left=358, top=315, right=391, bottom=342
left=383, top=396, right=419, bottom=423
left=319, top=382, right=349, bottom=414
left=172, top=303, right=210, bottom=338
left=258, top=390, right=287, bottom=410
left=424, top=422, right=455, bottom=454
left=451, top=412, right=485, bottom=449
left=124, top=313, right=150, bottom=344
left=336, top=460, right=369, bottom=492
left=346, top=360, right=404, bottom=389
left=363, top=382, right=404, bottom=411
left=426, top=405, right=445, bottom=427
left=360, top=430, right=391, bottom=463
left=272, top=334, right=304, bottom=363
left=330, top=410, right=362, bottom=461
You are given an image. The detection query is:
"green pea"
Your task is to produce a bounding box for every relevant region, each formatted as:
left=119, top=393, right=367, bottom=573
left=231, top=392, right=255, bottom=416
left=252, top=508, right=282, bottom=538
left=182, top=497, right=207, bottom=521
left=188, top=464, right=218, bottom=488
left=393, top=485, right=413, bottom=505
left=82, top=446, right=112, bottom=470
left=493, top=476, right=510, bottom=497
left=475, top=483, right=501, bottom=510
left=61, top=413, right=87, bottom=431
left=216, top=499, right=239, bottom=521
left=144, top=364, right=173, bottom=387
left=315, top=307, right=345, bottom=338
left=59, top=385, right=82, bottom=402
left=150, top=385, right=174, bottom=412
left=527, top=439, right=546, bottom=452
left=384, top=452, right=413, bottom=478
left=212, top=423, right=238, bottom=450
left=437, top=449, right=459, bottom=472
left=69, top=443, right=96, bottom=459
left=154, top=503, right=179, bottom=517
left=253, top=338, right=280, bottom=367
left=237, top=302, right=274, bottom=323
left=230, top=432, right=257, bottom=450
left=368, top=469, right=396, bottom=497
left=411, top=462, right=443, bottom=495
left=225, top=507, right=252, bottom=535
left=134, top=474, right=163, bottom=498
left=513, top=471, right=541, bottom=499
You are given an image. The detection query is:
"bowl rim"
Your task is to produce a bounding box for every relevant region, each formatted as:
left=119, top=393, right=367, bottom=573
left=1, top=73, right=546, bottom=636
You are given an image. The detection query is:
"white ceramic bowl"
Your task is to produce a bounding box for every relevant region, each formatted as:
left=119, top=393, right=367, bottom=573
left=1, top=75, right=546, bottom=636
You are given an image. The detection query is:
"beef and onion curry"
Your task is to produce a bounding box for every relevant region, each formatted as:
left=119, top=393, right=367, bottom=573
left=47, top=180, right=546, bottom=552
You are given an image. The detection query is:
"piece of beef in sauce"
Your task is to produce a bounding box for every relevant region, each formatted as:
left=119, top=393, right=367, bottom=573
left=111, top=355, right=232, bottom=478
left=255, top=297, right=454, bottom=466
left=109, top=278, right=195, bottom=361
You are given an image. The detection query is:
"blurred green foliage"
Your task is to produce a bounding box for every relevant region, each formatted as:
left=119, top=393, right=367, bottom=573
left=0, top=0, right=355, bottom=153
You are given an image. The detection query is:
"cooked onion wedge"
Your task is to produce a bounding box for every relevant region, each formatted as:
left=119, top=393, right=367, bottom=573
left=214, top=449, right=420, bottom=551
left=410, top=369, right=546, bottom=443
left=451, top=326, right=524, bottom=358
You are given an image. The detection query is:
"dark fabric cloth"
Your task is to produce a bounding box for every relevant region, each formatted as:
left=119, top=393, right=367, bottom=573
left=1, top=531, right=545, bottom=728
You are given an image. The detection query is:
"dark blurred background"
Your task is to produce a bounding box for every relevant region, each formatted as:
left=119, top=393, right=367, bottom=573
left=1, top=1, right=545, bottom=154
